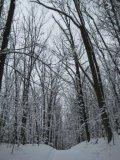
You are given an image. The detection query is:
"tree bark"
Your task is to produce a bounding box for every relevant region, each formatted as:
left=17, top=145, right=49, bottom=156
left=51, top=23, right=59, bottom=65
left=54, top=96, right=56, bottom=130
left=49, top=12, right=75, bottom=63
left=0, top=0, right=4, bottom=18
left=0, top=0, right=16, bottom=91
left=80, top=23, right=112, bottom=143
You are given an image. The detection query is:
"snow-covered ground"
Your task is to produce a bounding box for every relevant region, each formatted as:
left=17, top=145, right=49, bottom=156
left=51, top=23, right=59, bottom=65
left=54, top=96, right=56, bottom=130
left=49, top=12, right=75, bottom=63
left=0, top=136, right=120, bottom=160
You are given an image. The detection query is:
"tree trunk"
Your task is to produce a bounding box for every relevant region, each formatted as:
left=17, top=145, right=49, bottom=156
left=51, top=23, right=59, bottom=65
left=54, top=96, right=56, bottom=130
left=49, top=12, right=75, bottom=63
left=80, top=24, right=112, bottom=143
left=0, top=0, right=16, bottom=91
left=74, top=53, right=90, bottom=142
left=20, top=75, right=30, bottom=144
left=13, top=53, right=18, bottom=144
left=73, top=0, right=112, bottom=142
left=0, top=0, right=4, bottom=18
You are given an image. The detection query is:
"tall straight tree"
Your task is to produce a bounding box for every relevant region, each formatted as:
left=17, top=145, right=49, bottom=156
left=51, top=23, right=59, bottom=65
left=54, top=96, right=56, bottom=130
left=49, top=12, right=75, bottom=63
left=0, top=0, right=16, bottom=90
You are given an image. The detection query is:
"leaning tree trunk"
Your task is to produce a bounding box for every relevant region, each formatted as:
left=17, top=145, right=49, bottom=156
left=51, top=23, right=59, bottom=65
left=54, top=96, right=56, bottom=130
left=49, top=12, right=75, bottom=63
left=73, top=51, right=90, bottom=142
left=68, top=22, right=90, bottom=142
left=68, top=25, right=90, bottom=142
left=73, top=0, right=112, bottom=142
left=0, top=0, right=16, bottom=91
left=79, top=24, right=112, bottom=143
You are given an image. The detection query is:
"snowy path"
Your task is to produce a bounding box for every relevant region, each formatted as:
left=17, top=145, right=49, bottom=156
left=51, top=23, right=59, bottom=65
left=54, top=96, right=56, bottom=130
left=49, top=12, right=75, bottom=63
left=53, top=150, right=80, bottom=160
left=0, top=144, right=55, bottom=160
left=48, top=149, right=56, bottom=160
left=0, top=136, right=120, bottom=160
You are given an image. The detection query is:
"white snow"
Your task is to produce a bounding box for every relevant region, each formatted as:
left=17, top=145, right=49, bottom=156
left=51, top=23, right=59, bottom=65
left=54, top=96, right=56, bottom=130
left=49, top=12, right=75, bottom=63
left=0, top=136, right=120, bottom=160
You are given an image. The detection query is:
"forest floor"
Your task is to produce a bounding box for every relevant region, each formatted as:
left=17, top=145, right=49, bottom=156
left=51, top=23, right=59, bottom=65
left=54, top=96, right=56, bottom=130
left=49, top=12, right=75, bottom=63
left=0, top=135, right=120, bottom=160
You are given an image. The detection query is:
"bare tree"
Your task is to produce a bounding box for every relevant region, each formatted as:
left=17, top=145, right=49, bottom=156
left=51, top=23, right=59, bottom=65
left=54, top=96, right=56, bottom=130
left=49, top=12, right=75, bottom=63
left=33, top=0, right=113, bottom=143
left=53, top=14, right=90, bottom=142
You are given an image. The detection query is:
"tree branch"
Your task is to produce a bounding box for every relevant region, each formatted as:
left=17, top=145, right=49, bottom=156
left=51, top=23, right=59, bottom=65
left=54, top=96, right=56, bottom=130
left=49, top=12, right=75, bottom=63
left=30, top=0, right=80, bottom=28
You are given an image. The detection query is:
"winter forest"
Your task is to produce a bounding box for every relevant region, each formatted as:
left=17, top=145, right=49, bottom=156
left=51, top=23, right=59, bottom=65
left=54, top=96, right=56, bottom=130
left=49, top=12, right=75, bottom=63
left=0, top=0, right=120, bottom=159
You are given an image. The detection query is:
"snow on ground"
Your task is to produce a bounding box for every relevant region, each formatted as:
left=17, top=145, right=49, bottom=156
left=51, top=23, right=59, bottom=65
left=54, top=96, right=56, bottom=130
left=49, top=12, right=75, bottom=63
left=0, top=144, right=55, bottom=160
left=0, top=136, right=120, bottom=160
